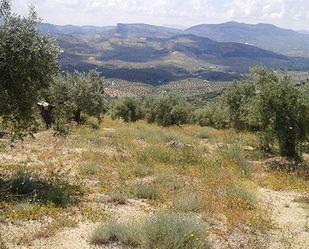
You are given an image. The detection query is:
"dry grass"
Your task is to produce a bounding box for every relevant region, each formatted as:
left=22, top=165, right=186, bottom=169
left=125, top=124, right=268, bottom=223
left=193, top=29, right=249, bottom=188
left=0, top=116, right=308, bottom=248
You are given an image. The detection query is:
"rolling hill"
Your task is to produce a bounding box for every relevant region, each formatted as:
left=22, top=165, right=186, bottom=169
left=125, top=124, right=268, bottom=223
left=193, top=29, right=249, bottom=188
left=39, top=22, right=309, bottom=85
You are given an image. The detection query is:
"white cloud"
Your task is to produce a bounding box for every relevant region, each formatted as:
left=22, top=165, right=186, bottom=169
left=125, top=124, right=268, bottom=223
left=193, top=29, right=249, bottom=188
left=226, top=0, right=309, bottom=29
left=10, top=0, right=309, bottom=30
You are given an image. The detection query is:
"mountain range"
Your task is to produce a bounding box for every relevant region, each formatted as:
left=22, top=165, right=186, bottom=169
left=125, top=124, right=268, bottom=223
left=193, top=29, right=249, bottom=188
left=38, top=22, right=309, bottom=85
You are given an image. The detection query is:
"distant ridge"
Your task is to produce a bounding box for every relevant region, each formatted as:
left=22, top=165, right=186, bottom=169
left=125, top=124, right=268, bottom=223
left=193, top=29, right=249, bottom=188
left=186, top=22, right=309, bottom=57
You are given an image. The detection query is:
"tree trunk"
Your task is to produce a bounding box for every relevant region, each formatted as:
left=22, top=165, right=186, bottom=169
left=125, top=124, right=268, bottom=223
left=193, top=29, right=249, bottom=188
left=74, top=109, right=82, bottom=124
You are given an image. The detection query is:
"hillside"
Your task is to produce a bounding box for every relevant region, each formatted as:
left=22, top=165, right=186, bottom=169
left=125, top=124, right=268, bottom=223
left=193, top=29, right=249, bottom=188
left=56, top=33, right=309, bottom=85
left=186, top=22, right=309, bottom=57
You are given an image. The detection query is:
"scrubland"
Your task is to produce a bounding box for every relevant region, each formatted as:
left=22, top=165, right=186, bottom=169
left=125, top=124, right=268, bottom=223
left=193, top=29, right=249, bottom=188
left=0, top=117, right=308, bottom=249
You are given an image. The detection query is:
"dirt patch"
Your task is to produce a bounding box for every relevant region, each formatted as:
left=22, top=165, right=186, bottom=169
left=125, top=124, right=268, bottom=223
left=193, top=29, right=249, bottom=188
left=260, top=188, right=309, bottom=249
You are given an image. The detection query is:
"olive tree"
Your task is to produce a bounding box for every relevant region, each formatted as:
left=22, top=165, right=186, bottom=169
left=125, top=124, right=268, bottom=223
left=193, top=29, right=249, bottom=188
left=145, top=94, right=193, bottom=127
left=253, top=69, right=309, bottom=160
left=0, top=0, right=59, bottom=136
left=111, top=97, right=145, bottom=122
left=46, top=70, right=107, bottom=127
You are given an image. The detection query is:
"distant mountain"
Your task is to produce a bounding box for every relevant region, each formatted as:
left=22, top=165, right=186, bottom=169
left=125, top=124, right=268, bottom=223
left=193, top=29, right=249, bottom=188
left=115, top=23, right=182, bottom=38
left=55, top=30, right=309, bottom=84
left=186, top=22, right=309, bottom=57
left=38, top=23, right=182, bottom=39
left=38, top=23, right=115, bottom=38
left=37, top=22, right=309, bottom=84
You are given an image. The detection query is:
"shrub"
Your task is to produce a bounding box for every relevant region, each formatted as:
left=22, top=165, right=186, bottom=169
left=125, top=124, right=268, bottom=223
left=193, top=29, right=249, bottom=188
left=145, top=94, right=193, bottom=127
left=0, top=171, right=78, bottom=207
left=91, top=222, right=139, bottom=246
left=84, top=115, right=100, bottom=130
left=135, top=184, right=159, bottom=200
left=107, top=192, right=127, bottom=205
left=226, top=185, right=257, bottom=210
left=173, top=191, right=203, bottom=212
left=133, top=164, right=153, bottom=178
left=91, top=214, right=209, bottom=249
left=142, top=213, right=209, bottom=249
left=111, top=97, right=145, bottom=122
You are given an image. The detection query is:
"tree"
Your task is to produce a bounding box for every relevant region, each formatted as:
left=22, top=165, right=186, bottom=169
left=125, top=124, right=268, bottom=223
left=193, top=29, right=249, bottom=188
left=253, top=69, right=309, bottom=160
left=111, top=97, right=145, bottom=122
left=195, top=102, right=230, bottom=129
left=0, top=0, right=59, bottom=136
left=145, top=94, right=193, bottom=127
left=45, top=70, right=107, bottom=126
left=223, top=81, right=256, bottom=130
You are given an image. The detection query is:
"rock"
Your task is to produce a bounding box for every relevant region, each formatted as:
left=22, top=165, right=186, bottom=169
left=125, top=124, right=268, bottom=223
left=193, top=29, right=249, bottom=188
left=265, top=157, right=298, bottom=171
left=166, top=140, right=193, bottom=149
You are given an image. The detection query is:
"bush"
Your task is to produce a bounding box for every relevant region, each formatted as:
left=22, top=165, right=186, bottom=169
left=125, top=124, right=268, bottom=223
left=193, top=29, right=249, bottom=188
left=133, top=164, right=153, bottom=178
left=0, top=171, right=79, bottom=208
left=111, top=97, right=145, bottom=122
left=226, top=185, right=257, bottom=210
left=135, top=184, right=160, bottom=200
left=91, top=213, right=209, bottom=249
left=173, top=191, right=203, bottom=212
left=91, top=222, right=139, bottom=246
left=145, top=94, right=193, bottom=127
left=84, top=115, right=100, bottom=130
left=142, top=213, right=208, bottom=249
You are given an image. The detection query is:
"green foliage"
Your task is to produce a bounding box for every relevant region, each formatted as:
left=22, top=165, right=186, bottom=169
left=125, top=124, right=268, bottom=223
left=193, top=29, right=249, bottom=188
left=223, top=81, right=256, bottom=130
left=222, top=68, right=309, bottom=160
left=195, top=103, right=230, bottom=129
left=0, top=0, right=59, bottom=137
left=111, top=97, right=145, bottom=122
left=145, top=94, right=193, bottom=127
left=253, top=69, right=309, bottom=159
left=45, top=70, right=106, bottom=128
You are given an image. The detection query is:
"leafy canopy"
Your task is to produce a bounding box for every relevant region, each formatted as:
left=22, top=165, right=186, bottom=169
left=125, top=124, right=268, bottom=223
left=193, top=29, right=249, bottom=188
left=0, top=0, right=59, bottom=135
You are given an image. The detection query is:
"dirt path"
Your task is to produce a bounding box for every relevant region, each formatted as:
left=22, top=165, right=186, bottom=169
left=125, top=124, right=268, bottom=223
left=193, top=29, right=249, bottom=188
left=260, top=188, right=309, bottom=249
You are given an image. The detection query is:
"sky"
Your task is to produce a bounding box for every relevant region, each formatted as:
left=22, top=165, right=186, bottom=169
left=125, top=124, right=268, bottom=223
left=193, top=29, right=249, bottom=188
left=10, top=0, right=309, bottom=30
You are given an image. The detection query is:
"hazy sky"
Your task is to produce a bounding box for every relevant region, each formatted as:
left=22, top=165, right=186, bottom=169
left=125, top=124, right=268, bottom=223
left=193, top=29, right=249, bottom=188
left=11, top=0, right=309, bottom=30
